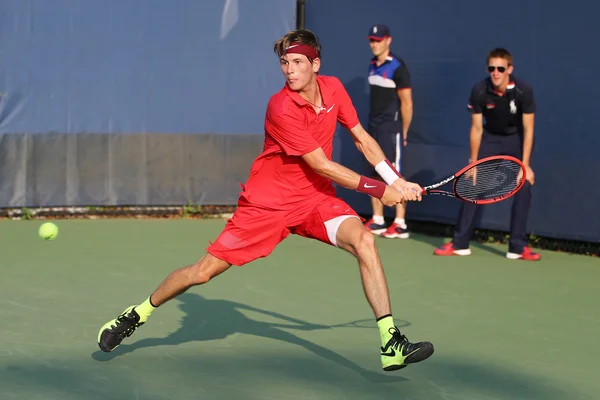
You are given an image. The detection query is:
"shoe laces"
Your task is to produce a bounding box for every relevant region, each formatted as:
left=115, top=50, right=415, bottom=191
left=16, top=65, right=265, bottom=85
left=386, top=327, right=409, bottom=350
left=110, top=312, right=143, bottom=340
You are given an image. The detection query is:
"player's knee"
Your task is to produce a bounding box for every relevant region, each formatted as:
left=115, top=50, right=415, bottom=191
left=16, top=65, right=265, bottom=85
left=188, top=263, right=213, bottom=285
left=188, top=254, right=230, bottom=285
left=354, top=229, right=376, bottom=256
left=188, top=259, right=216, bottom=285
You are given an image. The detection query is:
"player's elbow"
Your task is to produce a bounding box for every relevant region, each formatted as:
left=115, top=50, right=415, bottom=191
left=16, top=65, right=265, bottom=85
left=470, top=126, right=483, bottom=136
left=310, top=159, right=333, bottom=177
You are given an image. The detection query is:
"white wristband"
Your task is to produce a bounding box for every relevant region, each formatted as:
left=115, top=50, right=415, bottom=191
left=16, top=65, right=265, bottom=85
left=375, top=160, right=401, bottom=185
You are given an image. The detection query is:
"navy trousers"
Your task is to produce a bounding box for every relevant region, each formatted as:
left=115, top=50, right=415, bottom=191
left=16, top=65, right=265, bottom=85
left=452, top=133, right=532, bottom=253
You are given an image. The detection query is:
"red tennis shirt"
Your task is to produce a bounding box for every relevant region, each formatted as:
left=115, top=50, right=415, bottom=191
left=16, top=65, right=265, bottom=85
left=241, top=75, right=360, bottom=210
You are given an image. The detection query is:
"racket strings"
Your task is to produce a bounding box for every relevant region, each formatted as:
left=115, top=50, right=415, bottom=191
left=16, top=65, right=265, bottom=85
left=455, top=159, right=523, bottom=201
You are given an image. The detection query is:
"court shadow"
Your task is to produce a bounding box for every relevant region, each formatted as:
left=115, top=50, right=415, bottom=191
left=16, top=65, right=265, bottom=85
left=91, top=293, right=408, bottom=384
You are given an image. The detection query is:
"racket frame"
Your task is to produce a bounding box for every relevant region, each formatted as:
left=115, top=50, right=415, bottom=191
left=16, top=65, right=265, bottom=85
left=421, top=155, right=526, bottom=204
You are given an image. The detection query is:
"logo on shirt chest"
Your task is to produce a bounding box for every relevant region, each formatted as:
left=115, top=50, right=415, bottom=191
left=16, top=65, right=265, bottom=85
left=509, top=99, right=517, bottom=114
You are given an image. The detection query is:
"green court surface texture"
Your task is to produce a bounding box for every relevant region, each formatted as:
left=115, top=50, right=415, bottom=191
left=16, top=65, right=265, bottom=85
left=1, top=219, right=598, bottom=400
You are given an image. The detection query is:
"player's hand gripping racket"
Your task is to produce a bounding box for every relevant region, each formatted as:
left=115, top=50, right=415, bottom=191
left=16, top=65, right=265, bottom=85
left=421, top=155, right=526, bottom=204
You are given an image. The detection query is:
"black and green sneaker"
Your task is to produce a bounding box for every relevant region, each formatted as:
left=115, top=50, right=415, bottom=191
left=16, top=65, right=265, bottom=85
left=380, top=327, right=434, bottom=371
left=97, top=306, right=145, bottom=352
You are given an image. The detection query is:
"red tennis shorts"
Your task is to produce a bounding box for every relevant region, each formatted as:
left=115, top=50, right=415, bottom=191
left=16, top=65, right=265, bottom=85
left=206, top=193, right=360, bottom=266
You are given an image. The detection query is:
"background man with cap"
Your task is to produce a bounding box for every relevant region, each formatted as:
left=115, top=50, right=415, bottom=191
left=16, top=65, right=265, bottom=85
left=434, top=47, right=541, bottom=261
left=363, top=24, right=414, bottom=239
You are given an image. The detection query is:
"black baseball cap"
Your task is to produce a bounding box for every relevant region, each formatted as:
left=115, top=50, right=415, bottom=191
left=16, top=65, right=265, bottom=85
left=367, top=24, right=391, bottom=41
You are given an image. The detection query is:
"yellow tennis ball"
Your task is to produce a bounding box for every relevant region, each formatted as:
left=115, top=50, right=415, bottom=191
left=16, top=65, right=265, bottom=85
left=38, top=222, right=58, bottom=241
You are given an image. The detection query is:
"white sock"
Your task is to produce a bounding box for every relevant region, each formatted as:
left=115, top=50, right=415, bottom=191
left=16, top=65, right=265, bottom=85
left=394, top=218, right=407, bottom=229
left=373, top=215, right=385, bottom=225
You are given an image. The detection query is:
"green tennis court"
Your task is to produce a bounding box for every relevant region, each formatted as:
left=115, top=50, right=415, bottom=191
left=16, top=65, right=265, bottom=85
left=1, top=219, right=598, bottom=399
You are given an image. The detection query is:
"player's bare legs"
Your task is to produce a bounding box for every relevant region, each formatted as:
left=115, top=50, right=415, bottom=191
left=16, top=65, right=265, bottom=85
left=335, top=217, right=433, bottom=371
left=395, top=202, right=406, bottom=221
left=150, top=253, right=232, bottom=306
left=97, top=253, right=231, bottom=352
left=336, top=217, right=391, bottom=318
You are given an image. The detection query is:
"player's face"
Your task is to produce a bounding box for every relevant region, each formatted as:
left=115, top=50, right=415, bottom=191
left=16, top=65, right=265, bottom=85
left=487, top=57, right=514, bottom=88
left=280, top=54, right=319, bottom=92
left=369, top=37, right=390, bottom=57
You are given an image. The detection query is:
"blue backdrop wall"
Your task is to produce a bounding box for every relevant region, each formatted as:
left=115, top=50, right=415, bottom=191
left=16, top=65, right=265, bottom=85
left=0, top=0, right=295, bottom=135
left=0, top=0, right=296, bottom=207
left=306, top=0, right=600, bottom=243
left=0, top=0, right=597, bottom=243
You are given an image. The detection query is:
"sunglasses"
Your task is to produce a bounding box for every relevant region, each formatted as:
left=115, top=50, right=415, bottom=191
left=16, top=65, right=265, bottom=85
left=487, top=66, right=507, bottom=73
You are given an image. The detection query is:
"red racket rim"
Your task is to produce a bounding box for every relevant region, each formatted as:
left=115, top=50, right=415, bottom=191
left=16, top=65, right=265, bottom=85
left=453, top=155, right=526, bottom=204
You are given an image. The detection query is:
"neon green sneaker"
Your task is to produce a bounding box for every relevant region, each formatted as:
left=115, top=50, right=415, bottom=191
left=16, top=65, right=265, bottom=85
left=380, top=327, right=434, bottom=371
left=97, top=306, right=145, bottom=352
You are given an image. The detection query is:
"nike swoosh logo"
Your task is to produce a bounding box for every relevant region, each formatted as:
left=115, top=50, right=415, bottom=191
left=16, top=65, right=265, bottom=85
left=364, top=184, right=377, bottom=189
left=380, top=342, right=395, bottom=357
left=380, top=343, right=421, bottom=358
left=326, top=104, right=335, bottom=113
left=381, top=348, right=395, bottom=357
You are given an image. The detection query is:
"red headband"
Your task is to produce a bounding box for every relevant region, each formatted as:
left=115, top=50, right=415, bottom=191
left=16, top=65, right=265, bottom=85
left=283, top=42, right=319, bottom=60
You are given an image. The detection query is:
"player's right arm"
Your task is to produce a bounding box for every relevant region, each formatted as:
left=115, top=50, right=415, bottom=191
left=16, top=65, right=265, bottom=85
left=265, top=99, right=417, bottom=205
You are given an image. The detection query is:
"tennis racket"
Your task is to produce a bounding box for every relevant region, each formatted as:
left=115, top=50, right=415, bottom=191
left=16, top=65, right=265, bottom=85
left=421, top=155, right=526, bottom=204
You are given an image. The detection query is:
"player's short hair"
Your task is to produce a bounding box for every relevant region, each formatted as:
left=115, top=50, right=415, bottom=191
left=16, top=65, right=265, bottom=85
left=487, top=48, right=513, bottom=66
left=273, top=29, right=322, bottom=62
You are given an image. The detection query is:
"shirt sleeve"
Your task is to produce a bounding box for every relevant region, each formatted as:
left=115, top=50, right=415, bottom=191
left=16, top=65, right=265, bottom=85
left=333, top=78, right=360, bottom=129
left=393, top=64, right=411, bottom=89
left=520, top=84, right=536, bottom=113
left=266, top=100, right=320, bottom=156
left=467, top=84, right=484, bottom=114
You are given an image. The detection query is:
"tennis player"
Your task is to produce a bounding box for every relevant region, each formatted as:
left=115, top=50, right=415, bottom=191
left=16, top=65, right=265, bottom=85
left=97, top=29, right=434, bottom=372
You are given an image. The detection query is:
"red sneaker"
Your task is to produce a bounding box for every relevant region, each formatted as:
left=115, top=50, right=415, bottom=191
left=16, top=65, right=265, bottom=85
left=506, top=246, right=541, bottom=261
left=381, top=222, right=409, bottom=239
left=433, top=242, right=471, bottom=256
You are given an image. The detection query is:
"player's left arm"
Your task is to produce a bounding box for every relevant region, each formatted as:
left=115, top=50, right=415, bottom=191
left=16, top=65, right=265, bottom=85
left=521, top=84, right=536, bottom=185
left=347, top=122, right=421, bottom=194
left=394, top=64, right=413, bottom=146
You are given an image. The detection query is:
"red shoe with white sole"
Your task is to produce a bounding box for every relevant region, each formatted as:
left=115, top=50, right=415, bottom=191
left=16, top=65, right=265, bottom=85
left=506, top=246, right=541, bottom=261
left=433, top=242, right=471, bottom=256
left=381, top=222, right=409, bottom=239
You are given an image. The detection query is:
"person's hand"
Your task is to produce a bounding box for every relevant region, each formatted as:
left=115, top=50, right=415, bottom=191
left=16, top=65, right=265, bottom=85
left=392, top=178, right=423, bottom=201
left=465, top=166, right=477, bottom=185
left=378, top=179, right=422, bottom=206
left=525, top=166, right=535, bottom=185
left=380, top=186, right=407, bottom=207
left=517, top=165, right=535, bottom=185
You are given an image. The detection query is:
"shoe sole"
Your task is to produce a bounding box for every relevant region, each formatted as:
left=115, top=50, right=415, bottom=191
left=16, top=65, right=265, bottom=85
left=368, top=228, right=387, bottom=235
left=434, top=249, right=471, bottom=256
left=506, top=252, right=541, bottom=260
left=383, top=364, right=407, bottom=371
left=381, top=233, right=410, bottom=239
left=97, top=305, right=136, bottom=352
